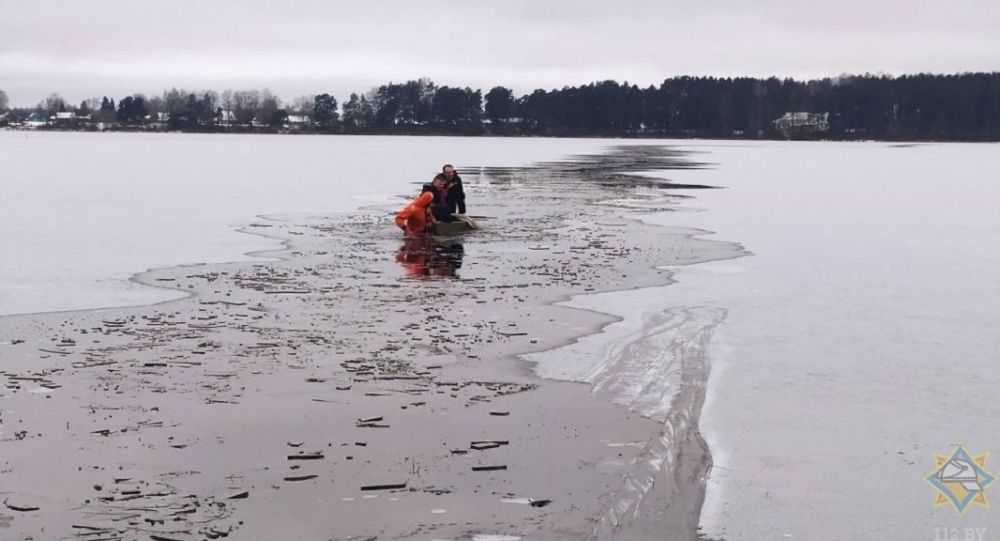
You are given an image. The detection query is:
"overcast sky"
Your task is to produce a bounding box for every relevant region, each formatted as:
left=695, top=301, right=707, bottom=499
left=2, top=0, right=998, bottom=107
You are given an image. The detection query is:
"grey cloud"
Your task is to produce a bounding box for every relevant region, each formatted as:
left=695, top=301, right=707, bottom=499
left=1, top=0, right=997, bottom=106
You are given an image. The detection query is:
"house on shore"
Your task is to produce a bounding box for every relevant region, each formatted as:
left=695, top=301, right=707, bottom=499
left=285, top=114, right=311, bottom=130
left=24, top=112, right=50, bottom=128
left=216, top=110, right=236, bottom=127
left=773, top=112, right=830, bottom=138
left=143, top=112, right=170, bottom=130
left=51, top=111, right=90, bottom=129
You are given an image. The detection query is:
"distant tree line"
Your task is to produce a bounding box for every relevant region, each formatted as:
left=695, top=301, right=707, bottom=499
left=2, top=72, right=999, bottom=140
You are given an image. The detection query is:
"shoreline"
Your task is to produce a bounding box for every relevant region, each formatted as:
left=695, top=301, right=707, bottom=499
left=6, top=125, right=1000, bottom=144
left=0, top=145, right=744, bottom=540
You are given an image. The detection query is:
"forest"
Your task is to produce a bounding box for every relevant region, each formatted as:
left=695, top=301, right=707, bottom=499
left=2, top=73, right=998, bottom=140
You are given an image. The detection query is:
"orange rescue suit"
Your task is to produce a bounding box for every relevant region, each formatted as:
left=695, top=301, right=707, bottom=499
left=395, top=192, right=434, bottom=235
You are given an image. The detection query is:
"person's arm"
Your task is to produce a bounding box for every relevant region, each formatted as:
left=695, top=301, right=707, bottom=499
left=455, top=179, right=466, bottom=214
left=417, top=192, right=435, bottom=232
left=395, top=203, right=412, bottom=231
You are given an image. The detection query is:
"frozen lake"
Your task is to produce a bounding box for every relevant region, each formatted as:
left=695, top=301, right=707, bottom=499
left=0, top=132, right=614, bottom=316
left=646, top=141, right=1000, bottom=540
left=522, top=140, right=1000, bottom=539
left=3, top=133, right=998, bottom=539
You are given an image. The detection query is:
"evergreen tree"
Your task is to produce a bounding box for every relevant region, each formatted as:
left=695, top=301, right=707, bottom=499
left=342, top=93, right=373, bottom=129
left=16, top=72, right=1000, bottom=140
left=313, top=93, right=338, bottom=129
left=485, top=86, right=515, bottom=124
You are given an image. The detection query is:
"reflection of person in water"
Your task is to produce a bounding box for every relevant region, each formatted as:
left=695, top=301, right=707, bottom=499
left=395, top=237, right=464, bottom=278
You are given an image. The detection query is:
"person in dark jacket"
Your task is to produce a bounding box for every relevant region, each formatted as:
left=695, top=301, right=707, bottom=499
left=441, top=164, right=466, bottom=215
left=420, top=164, right=468, bottom=223
left=422, top=174, right=455, bottom=222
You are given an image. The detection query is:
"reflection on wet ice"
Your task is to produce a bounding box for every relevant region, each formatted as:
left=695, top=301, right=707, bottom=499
left=395, top=237, right=465, bottom=279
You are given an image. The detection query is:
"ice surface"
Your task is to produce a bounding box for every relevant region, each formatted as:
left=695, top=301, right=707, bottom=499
left=645, top=141, right=1000, bottom=540
left=524, top=140, right=1000, bottom=539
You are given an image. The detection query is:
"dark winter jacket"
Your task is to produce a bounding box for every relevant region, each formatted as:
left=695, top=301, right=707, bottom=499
left=421, top=175, right=466, bottom=221
left=445, top=175, right=466, bottom=215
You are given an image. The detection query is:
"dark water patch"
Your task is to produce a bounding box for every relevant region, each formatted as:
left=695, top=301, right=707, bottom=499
left=460, top=145, right=718, bottom=190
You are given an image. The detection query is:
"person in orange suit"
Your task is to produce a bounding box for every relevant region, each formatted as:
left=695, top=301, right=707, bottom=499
left=394, top=191, right=435, bottom=236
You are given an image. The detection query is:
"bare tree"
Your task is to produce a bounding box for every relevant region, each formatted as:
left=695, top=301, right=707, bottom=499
left=201, top=90, right=219, bottom=114
left=221, top=90, right=234, bottom=112
left=256, top=89, right=283, bottom=126
left=232, top=90, right=260, bottom=125
left=162, top=88, right=188, bottom=116
left=145, top=95, right=165, bottom=114
left=43, top=93, right=67, bottom=113
left=80, top=97, right=102, bottom=113
left=290, top=95, right=314, bottom=116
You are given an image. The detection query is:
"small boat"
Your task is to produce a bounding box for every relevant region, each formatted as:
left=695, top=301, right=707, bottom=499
left=431, top=216, right=479, bottom=236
